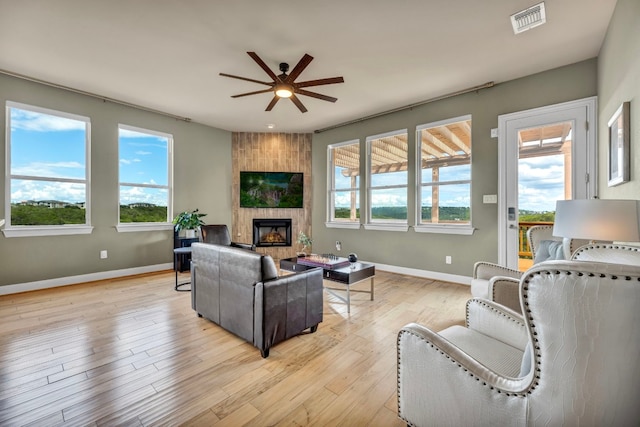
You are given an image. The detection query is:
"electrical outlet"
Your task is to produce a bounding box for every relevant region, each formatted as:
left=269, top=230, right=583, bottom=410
left=335, top=241, right=342, bottom=251
left=100, top=250, right=108, bottom=259
left=445, top=255, right=452, bottom=264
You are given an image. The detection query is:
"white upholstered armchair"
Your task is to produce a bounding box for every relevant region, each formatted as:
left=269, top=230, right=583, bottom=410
left=471, top=225, right=591, bottom=312
left=479, top=243, right=640, bottom=312
left=398, top=261, right=640, bottom=426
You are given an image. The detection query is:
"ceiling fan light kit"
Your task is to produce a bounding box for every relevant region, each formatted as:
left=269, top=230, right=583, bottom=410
left=274, top=83, right=293, bottom=98
left=220, top=52, right=344, bottom=113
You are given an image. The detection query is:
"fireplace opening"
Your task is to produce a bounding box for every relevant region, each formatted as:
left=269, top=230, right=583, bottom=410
left=253, top=218, right=292, bottom=247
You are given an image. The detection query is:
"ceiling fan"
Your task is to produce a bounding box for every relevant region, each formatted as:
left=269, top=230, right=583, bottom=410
left=219, top=52, right=344, bottom=113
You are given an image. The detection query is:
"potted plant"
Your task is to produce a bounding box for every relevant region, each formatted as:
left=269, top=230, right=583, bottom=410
left=173, top=209, right=207, bottom=238
left=297, top=231, right=313, bottom=257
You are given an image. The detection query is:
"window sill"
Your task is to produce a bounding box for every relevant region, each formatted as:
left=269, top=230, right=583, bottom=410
left=2, top=225, right=94, bottom=238
left=325, top=221, right=361, bottom=230
left=414, top=224, right=476, bottom=235
left=363, top=223, right=409, bottom=232
left=116, top=223, right=174, bottom=233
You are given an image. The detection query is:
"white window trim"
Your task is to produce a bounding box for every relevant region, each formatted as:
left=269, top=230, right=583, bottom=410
left=363, top=223, right=410, bottom=232
left=4, top=101, right=92, bottom=237
left=413, top=224, right=475, bottom=235
left=325, top=221, right=361, bottom=230
left=326, top=139, right=361, bottom=227
left=366, top=129, right=408, bottom=229
left=415, top=115, right=474, bottom=235
left=2, top=225, right=93, bottom=238
left=117, top=124, right=173, bottom=232
left=116, top=223, right=174, bottom=233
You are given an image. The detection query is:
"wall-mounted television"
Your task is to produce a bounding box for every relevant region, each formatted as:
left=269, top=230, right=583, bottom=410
left=240, top=171, right=304, bottom=208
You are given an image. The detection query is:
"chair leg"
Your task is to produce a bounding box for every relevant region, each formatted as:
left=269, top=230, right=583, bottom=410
left=261, top=348, right=270, bottom=358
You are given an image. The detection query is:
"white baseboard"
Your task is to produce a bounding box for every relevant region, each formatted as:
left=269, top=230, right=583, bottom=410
left=0, top=263, right=173, bottom=296
left=372, top=262, right=472, bottom=286
left=0, top=261, right=471, bottom=296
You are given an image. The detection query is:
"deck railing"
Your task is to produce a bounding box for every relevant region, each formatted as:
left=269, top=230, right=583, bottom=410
left=518, top=221, right=554, bottom=259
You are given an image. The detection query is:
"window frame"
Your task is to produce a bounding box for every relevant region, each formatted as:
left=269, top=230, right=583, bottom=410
left=326, top=139, right=361, bottom=229
left=3, top=101, right=93, bottom=238
left=364, top=129, right=409, bottom=232
left=116, top=124, right=173, bottom=233
left=415, top=114, right=475, bottom=235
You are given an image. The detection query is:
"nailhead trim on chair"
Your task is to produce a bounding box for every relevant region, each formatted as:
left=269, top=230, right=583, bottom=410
left=396, top=328, right=531, bottom=401
left=465, top=299, right=525, bottom=329
left=399, top=264, right=640, bottom=423
left=521, top=268, right=640, bottom=394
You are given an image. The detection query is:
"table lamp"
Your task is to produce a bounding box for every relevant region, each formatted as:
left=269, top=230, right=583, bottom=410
left=553, top=199, right=640, bottom=243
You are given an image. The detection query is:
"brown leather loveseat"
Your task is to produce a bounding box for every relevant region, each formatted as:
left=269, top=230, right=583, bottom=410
left=190, top=242, right=323, bottom=357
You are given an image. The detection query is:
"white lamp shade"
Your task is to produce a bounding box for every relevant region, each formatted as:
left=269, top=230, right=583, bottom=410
left=553, top=199, right=640, bottom=242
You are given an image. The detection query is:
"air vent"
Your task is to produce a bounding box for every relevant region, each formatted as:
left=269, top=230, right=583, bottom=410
left=511, top=2, right=546, bottom=34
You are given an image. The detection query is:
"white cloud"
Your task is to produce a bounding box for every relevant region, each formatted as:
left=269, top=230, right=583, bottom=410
left=12, top=161, right=85, bottom=179
left=11, top=180, right=85, bottom=203
left=119, top=186, right=167, bottom=206
left=135, top=150, right=152, bottom=155
left=518, top=155, right=565, bottom=211
left=11, top=109, right=85, bottom=132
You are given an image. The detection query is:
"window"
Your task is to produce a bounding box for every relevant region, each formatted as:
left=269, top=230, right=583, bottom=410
left=117, top=124, right=172, bottom=231
left=327, top=140, right=360, bottom=228
left=365, top=129, right=409, bottom=231
left=416, top=115, right=473, bottom=234
left=4, top=101, right=91, bottom=237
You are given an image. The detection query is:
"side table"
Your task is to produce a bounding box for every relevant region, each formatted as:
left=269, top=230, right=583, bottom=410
left=173, top=247, right=192, bottom=291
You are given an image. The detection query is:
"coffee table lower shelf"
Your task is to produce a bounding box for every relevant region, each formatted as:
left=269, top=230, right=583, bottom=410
left=280, top=257, right=375, bottom=314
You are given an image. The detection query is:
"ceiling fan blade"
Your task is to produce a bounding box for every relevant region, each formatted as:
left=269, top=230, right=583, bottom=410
left=295, top=76, right=344, bottom=88
left=265, top=96, right=280, bottom=111
left=285, top=54, right=313, bottom=83
left=219, top=73, right=273, bottom=86
left=231, top=88, right=274, bottom=98
left=290, top=94, right=308, bottom=113
left=247, top=52, right=279, bottom=81
left=296, top=89, right=338, bottom=103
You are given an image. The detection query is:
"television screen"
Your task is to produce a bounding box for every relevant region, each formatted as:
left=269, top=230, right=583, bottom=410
left=240, top=171, right=304, bottom=208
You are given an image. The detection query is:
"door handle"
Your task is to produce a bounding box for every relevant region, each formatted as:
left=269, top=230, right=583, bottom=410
left=509, top=224, right=518, bottom=229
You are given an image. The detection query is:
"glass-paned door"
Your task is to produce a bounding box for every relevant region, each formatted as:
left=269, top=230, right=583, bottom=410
left=498, top=97, right=596, bottom=270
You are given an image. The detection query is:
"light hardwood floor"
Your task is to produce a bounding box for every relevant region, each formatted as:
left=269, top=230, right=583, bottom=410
left=0, top=269, right=470, bottom=426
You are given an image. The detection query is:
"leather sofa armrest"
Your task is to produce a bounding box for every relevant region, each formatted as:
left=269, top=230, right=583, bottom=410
left=465, top=298, right=527, bottom=350
left=254, top=268, right=323, bottom=357
left=473, top=261, right=522, bottom=281
left=489, top=276, right=521, bottom=312
left=230, top=241, right=256, bottom=251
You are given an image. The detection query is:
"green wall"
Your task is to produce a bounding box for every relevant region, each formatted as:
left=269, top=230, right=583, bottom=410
left=598, top=0, right=640, bottom=199
left=0, top=73, right=232, bottom=287
left=311, top=59, right=597, bottom=278
left=7, top=2, right=638, bottom=289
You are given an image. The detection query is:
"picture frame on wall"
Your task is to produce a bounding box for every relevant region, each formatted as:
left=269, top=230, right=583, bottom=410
left=607, top=101, right=630, bottom=187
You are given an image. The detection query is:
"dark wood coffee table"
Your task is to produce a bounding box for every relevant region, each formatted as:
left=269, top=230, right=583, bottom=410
left=280, top=256, right=375, bottom=314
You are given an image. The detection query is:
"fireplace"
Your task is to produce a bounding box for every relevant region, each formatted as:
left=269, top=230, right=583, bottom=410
left=253, top=218, right=292, bottom=247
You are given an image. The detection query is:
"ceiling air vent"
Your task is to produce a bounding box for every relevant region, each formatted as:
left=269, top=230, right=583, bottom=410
left=511, top=2, right=546, bottom=34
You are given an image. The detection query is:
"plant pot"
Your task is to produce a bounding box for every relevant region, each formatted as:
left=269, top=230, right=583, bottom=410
left=184, top=229, right=196, bottom=239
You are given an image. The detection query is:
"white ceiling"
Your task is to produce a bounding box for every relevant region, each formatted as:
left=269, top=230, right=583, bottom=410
left=0, top=0, right=617, bottom=133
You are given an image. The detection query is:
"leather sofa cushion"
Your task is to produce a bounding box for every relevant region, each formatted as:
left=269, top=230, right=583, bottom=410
left=262, top=255, right=278, bottom=281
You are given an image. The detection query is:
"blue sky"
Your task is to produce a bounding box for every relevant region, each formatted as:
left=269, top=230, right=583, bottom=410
left=11, top=106, right=563, bottom=212
left=10, top=107, right=168, bottom=206
left=335, top=157, right=563, bottom=213
left=118, top=127, right=168, bottom=206
left=10, top=108, right=87, bottom=203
